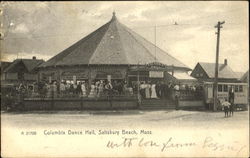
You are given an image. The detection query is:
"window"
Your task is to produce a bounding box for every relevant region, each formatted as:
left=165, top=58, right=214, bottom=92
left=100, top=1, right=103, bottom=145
left=235, top=85, right=239, bottom=92
left=218, top=85, right=223, bottom=92
left=239, top=85, right=243, bottom=92
left=223, top=85, right=228, bottom=92
left=196, top=74, right=200, bottom=77
left=200, top=73, right=203, bottom=77
left=18, top=72, right=24, bottom=80
left=228, top=85, right=234, bottom=92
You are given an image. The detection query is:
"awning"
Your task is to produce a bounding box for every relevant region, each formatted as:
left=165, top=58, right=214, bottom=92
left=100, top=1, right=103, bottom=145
left=61, top=71, right=88, bottom=80
left=129, top=64, right=167, bottom=71
left=169, top=72, right=197, bottom=80
left=95, top=72, right=124, bottom=79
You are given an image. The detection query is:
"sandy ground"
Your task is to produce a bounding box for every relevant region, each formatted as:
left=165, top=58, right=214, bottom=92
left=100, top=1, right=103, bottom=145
left=1, top=109, right=249, bottom=157
left=1, top=109, right=249, bottom=129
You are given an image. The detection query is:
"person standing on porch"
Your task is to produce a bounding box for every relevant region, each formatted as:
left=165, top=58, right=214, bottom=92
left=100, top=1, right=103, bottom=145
left=65, top=82, right=70, bottom=94
left=52, top=81, right=57, bottom=98
left=174, top=84, right=180, bottom=91
left=123, top=81, right=129, bottom=95
left=88, top=82, right=96, bottom=98
left=97, top=80, right=104, bottom=97
left=81, top=81, right=87, bottom=97
left=167, top=82, right=172, bottom=99
left=160, top=81, right=166, bottom=99
left=95, top=81, right=100, bottom=96
left=151, top=82, right=158, bottom=99
left=105, top=81, right=113, bottom=99
left=60, top=81, right=66, bottom=97
left=155, top=81, right=161, bottom=98
left=73, top=82, right=77, bottom=95
left=117, top=81, right=123, bottom=95
left=162, top=82, right=168, bottom=99
left=77, top=82, right=82, bottom=96
left=145, top=81, right=151, bottom=99
left=139, top=81, right=146, bottom=99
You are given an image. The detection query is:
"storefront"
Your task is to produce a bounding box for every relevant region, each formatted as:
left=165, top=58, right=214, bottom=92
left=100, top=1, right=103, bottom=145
left=128, top=63, right=167, bottom=84
left=127, top=62, right=192, bottom=84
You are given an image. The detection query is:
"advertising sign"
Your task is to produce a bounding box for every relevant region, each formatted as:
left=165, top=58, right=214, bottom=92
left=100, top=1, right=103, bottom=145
left=73, top=75, right=76, bottom=84
left=107, top=75, right=111, bottom=82
left=149, top=71, right=164, bottom=78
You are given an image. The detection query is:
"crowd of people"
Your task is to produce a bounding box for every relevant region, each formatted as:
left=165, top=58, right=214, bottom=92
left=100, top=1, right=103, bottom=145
left=137, top=81, right=204, bottom=100
left=34, top=79, right=134, bottom=98
left=4, top=79, right=204, bottom=101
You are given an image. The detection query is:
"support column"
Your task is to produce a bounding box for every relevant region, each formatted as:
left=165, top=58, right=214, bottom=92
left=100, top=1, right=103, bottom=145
left=57, top=69, right=62, bottom=96
left=37, top=71, right=41, bottom=82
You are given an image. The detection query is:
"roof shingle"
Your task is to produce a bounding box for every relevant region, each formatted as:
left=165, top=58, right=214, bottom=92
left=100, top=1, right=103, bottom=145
left=199, top=62, right=237, bottom=79
left=4, top=59, right=44, bottom=73
left=40, top=14, right=189, bottom=69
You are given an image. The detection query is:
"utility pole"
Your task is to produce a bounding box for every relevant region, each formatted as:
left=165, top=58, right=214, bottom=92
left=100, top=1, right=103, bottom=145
left=0, top=7, right=3, bottom=61
left=213, top=21, right=225, bottom=111
left=137, top=62, right=140, bottom=104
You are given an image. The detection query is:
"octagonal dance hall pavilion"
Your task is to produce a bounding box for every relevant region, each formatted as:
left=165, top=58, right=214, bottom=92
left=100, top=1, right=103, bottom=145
left=38, top=12, right=192, bottom=86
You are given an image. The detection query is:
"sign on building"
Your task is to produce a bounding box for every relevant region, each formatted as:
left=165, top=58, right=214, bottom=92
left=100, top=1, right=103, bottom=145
left=73, top=75, right=76, bottom=84
left=107, top=75, right=111, bottom=82
left=149, top=71, right=164, bottom=78
left=49, top=76, right=52, bottom=83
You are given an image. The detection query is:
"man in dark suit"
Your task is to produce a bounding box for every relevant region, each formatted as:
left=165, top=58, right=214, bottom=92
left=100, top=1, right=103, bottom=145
left=229, top=87, right=235, bottom=116
left=222, top=99, right=230, bottom=117
left=155, top=81, right=161, bottom=98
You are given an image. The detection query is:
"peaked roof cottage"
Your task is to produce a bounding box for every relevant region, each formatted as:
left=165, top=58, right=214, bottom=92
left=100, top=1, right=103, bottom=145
left=0, top=61, right=11, bottom=73
left=191, top=59, right=241, bottom=82
left=240, top=70, right=249, bottom=83
left=2, top=57, right=44, bottom=84
left=4, top=58, right=44, bottom=73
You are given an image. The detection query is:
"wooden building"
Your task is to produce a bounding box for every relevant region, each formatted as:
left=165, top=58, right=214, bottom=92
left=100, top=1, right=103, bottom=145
left=0, top=61, right=11, bottom=81
left=191, top=59, right=249, bottom=108
left=240, top=70, right=249, bottom=83
left=2, top=57, right=44, bottom=85
left=38, top=12, right=191, bottom=85
left=0, top=61, right=11, bottom=72
left=191, top=59, right=240, bottom=83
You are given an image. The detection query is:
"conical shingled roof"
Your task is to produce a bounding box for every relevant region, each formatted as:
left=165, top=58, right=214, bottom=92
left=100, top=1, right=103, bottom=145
left=40, top=13, right=189, bottom=69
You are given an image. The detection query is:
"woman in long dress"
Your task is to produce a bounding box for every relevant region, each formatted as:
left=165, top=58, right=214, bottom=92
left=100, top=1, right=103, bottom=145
left=81, top=81, right=86, bottom=97
left=46, top=83, right=51, bottom=98
left=88, top=83, right=96, bottom=98
left=97, top=80, right=104, bottom=97
left=145, top=83, right=151, bottom=99
left=95, top=81, right=100, bottom=96
left=151, top=83, right=158, bottom=99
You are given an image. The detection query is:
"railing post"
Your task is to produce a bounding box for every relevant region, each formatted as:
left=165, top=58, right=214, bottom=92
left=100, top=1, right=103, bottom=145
left=175, top=90, right=179, bottom=110
left=80, top=96, right=83, bottom=110
left=20, top=92, right=25, bottom=111
left=51, top=86, right=54, bottom=110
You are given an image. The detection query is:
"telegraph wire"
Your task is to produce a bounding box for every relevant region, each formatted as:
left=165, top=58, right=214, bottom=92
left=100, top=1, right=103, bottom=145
left=1, top=5, right=246, bottom=40
left=3, top=32, right=88, bottom=40
left=3, top=21, right=246, bottom=40
left=132, top=6, right=245, bottom=30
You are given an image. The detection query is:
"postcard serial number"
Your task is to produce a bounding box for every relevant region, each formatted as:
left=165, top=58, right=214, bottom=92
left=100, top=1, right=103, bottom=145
left=21, top=131, right=37, bottom=135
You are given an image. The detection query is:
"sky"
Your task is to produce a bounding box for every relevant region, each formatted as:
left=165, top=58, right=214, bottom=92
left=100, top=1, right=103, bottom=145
left=0, top=1, right=248, bottom=72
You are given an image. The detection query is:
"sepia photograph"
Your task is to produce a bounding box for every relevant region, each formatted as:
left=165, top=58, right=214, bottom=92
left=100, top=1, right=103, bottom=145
left=0, top=1, right=249, bottom=157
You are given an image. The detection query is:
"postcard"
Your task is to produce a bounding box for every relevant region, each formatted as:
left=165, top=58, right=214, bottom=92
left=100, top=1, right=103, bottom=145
left=1, top=1, right=249, bottom=157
